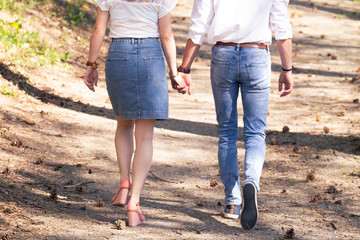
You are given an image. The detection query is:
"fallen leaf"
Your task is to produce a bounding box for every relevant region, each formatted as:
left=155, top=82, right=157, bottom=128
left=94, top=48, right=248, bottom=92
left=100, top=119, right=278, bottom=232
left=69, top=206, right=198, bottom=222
left=306, top=170, right=315, bottom=182
left=350, top=76, right=360, bottom=83
left=1, top=167, right=10, bottom=175
left=0, top=127, right=9, bottom=135
left=210, top=179, right=218, bottom=187
left=293, top=146, right=300, bottom=153
left=325, top=185, right=339, bottom=194
left=284, top=227, right=295, bottom=239
left=96, top=200, right=105, bottom=207
left=34, top=157, right=44, bottom=165
left=49, top=189, right=58, bottom=201
left=339, top=111, right=346, bottom=116
left=23, top=119, right=35, bottom=125
left=10, top=139, right=22, bottom=147
left=282, top=126, right=290, bottom=133
left=323, top=126, right=330, bottom=134
left=330, top=222, right=337, bottom=230
left=270, top=138, right=278, bottom=145
left=115, top=220, right=126, bottom=230
left=310, top=194, right=321, bottom=203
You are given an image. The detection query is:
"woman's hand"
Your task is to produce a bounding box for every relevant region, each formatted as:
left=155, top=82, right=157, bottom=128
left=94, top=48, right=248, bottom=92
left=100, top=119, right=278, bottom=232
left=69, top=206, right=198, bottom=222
left=170, top=74, right=189, bottom=95
left=170, top=74, right=185, bottom=89
left=84, top=67, right=98, bottom=92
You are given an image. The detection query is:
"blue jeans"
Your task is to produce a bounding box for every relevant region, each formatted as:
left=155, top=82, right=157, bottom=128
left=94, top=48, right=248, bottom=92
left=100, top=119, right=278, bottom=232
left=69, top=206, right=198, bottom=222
left=211, top=45, right=270, bottom=205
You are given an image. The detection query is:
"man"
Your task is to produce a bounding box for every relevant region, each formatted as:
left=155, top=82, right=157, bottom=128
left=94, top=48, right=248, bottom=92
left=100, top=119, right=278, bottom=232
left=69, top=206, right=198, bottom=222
left=177, top=0, right=294, bottom=229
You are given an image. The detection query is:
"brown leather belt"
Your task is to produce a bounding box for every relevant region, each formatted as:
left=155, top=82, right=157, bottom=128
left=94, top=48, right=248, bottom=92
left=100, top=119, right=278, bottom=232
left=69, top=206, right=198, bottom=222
left=215, top=41, right=268, bottom=50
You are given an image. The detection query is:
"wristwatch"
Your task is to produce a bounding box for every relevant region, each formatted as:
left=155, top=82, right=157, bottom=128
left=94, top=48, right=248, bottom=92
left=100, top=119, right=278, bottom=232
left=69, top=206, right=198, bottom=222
left=281, top=66, right=294, bottom=72
left=177, top=66, right=191, bottom=74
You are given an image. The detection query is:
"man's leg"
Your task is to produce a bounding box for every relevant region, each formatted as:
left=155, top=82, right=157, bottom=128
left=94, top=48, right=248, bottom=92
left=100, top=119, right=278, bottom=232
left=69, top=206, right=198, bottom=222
left=210, top=46, right=241, bottom=213
left=239, top=47, right=271, bottom=229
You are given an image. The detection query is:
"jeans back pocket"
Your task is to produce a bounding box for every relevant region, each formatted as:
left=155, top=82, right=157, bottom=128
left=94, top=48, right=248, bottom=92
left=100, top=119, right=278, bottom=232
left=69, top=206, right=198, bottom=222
left=144, top=56, right=166, bottom=84
left=245, top=62, right=271, bottom=89
left=211, top=59, right=230, bottom=86
left=105, top=58, right=128, bottom=83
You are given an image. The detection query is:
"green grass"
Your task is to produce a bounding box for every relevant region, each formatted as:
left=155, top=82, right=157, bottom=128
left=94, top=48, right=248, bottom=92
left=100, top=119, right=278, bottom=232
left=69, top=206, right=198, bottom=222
left=0, top=0, right=48, bottom=13
left=0, top=19, right=71, bottom=68
left=0, top=85, right=17, bottom=97
left=0, top=0, right=92, bottom=27
left=337, top=14, right=345, bottom=20
left=0, top=0, right=90, bottom=68
left=0, top=0, right=16, bottom=10
left=64, top=1, right=88, bottom=26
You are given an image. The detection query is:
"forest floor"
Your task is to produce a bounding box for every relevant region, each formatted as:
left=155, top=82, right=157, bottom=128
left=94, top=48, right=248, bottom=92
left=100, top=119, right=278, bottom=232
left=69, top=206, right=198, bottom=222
left=1, top=0, right=360, bottom=239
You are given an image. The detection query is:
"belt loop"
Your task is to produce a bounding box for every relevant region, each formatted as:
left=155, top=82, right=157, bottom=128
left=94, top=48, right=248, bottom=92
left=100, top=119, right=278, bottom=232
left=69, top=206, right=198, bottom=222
left=131, top=38, right=134, bottom=45
left=236, top=43, right=240, bottom=51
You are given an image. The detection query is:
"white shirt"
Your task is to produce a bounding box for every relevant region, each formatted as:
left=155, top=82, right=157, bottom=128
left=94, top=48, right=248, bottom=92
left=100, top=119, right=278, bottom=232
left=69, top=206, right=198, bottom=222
left=188, top=0, right=293, bottom=45
left=95, top=0, right=177, bottom=38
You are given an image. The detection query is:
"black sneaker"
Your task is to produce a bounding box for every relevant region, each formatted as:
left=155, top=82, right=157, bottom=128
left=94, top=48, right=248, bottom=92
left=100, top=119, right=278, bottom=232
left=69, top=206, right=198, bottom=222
left=240, top=182, right=258, bottom=229
left=222, top=204, right=241, bottom=219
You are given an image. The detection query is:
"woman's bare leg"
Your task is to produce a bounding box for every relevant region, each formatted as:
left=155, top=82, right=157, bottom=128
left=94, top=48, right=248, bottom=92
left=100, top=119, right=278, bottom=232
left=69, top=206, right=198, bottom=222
left=129, top=119, right=156, bottom=203
left=115, top=116, right=135, bottom=182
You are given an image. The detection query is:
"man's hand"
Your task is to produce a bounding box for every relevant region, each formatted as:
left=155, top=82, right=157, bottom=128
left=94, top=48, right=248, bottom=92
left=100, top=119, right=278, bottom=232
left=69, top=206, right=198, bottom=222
left=84, top=67, right=98, bottom=92
left=170, top=74, right=186, bottom=91
left=278, top=71, right=293, bottom=97
left=178, top=72, right=192, bottom=95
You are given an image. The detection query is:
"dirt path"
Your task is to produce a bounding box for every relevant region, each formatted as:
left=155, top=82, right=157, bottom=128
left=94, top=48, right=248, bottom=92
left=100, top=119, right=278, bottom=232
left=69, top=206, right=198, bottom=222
left=1, top=0, right=360, bottom=239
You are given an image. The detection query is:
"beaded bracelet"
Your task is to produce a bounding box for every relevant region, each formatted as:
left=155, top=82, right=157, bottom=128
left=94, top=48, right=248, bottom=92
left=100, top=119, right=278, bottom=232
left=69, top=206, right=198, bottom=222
left=86, top=61, right=98, bottom=69
left=169, top=71, right=178, bottom=78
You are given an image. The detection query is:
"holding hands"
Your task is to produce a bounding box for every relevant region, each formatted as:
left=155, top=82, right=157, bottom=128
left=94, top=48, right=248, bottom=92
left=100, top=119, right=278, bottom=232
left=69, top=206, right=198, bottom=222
left=170, top=71, right=192, bottom=95
left=84, top=64, right=193, bottom=95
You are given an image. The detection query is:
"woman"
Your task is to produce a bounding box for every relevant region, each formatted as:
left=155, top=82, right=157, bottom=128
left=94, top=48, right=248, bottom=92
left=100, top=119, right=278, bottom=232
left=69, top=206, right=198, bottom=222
left=84, top=0, right=184, bottom=227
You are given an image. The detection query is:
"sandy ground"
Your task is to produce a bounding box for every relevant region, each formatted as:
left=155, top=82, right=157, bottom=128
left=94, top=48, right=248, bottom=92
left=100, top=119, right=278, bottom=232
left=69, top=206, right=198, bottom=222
left=1, top=0, right=360, bottom=239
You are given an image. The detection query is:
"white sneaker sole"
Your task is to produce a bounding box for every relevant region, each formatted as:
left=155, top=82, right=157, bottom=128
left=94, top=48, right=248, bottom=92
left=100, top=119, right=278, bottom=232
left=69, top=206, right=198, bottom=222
left=222, top=210, right=240, bottom=219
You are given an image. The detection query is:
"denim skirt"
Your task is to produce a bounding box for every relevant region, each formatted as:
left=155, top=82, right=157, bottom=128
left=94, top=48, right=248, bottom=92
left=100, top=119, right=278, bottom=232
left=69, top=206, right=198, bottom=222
left=105, top=38, right=168, bottom=119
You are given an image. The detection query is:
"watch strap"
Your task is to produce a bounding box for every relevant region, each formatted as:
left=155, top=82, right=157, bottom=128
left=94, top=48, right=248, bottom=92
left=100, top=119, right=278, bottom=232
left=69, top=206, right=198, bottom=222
left=177, top=66, right=191, bottom=74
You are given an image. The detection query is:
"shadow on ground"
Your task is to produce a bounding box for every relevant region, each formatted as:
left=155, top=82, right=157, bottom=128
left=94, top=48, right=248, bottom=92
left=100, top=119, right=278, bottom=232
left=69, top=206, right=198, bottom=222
left=1, top=61, right=359, bottom=156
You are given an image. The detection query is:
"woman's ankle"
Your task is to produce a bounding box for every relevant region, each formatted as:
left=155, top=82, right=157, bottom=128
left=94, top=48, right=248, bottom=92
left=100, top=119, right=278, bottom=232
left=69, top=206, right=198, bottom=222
left=129, top=196, right=140, bottom=204
left=120, top=174, right=130, bottom=182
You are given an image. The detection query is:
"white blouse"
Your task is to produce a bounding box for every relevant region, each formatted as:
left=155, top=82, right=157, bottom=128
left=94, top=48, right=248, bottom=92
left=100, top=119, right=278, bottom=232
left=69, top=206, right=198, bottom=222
left=94, top=0, right=177, bottom=38
left=188, top=0, right=293, bottom=45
